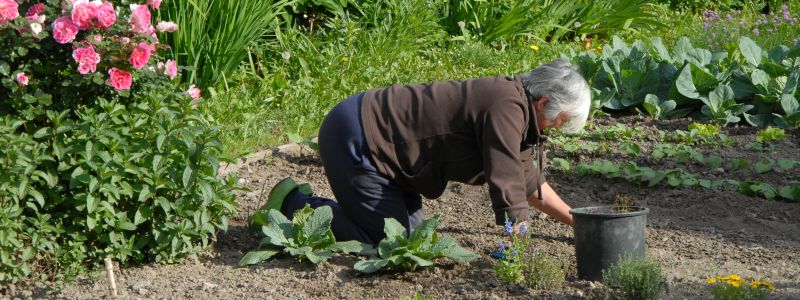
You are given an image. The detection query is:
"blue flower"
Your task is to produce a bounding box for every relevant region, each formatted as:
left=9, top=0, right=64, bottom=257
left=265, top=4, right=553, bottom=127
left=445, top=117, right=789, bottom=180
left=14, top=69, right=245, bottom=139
left=490, top=251, right=506, bottom=260
left=498, top=242, right=508, bottom=252
left=519, top=223, right=528, bottom=234
left=503, top=220, right=513, bottom=234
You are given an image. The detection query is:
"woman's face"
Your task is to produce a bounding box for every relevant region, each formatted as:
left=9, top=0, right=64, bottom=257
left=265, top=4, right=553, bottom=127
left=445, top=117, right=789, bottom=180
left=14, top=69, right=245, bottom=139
left=534, top=97, right=571, bottom=130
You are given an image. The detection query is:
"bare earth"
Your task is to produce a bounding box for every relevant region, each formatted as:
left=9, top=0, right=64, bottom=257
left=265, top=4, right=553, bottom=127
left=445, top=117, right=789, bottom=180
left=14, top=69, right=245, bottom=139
left=7, top=116, right=800, bottom=299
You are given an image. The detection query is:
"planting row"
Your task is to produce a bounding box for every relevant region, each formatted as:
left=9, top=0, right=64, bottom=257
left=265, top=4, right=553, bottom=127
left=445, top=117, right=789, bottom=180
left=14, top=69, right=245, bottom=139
left=572, top=36, right=800, bottom=127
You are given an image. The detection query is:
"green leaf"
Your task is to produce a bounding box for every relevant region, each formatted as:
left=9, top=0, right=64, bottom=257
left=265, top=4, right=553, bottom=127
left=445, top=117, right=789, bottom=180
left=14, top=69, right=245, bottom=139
left=263, top=209, right=292, bottom=246
left=408, top=214, right=440, bottom=246
left=403, top=253, right=434, bottom=267
left=87, top=215, right=96, bottom=230
left=301, top=206, right=333, bottom=242
left=755, top=158, right=775, bottom=173
left=86, top=194, right=96, bottom=213
left=28, top=189, right=45, bottom=208
left=354, top=258, right=390, bottom=273
left=777, top=159, right=797, bottom=170
left=137, top=185, right=151, bottom=202
left=305, top=250, right=332, bottom=264
left=704, top=155, right=723, bottom=169
left=286, top=133, right=304, bottom=144
left=182, top=165, right=193, bottom=188
left=740, top=37, right=763, bottom=66
left=383, top=218, right=407, bottom=240
left=134, top=206, right=152, bottom=225
left=779, top=184, right=800, bottom=201
left=552, top=157, right=571, bottom=172
left=329, top=240, right=371, bottom=254
left=238, top=250, right=279, bottom=266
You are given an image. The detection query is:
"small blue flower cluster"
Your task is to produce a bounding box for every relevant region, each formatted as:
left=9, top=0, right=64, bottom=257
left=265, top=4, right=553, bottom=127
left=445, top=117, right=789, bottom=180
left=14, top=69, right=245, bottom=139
left=701, top=5, right=800, bottom=50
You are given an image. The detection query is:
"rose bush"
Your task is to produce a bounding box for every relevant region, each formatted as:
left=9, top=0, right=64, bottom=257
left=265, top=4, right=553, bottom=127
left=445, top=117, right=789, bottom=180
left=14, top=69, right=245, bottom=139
left=0, top=0, right=241, bottom=284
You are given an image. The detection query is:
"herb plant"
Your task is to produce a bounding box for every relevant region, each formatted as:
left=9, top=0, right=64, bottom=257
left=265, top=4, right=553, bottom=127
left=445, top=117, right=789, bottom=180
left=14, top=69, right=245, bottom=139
left=492, top=221, right=565, bottom=290
left=353, top=214, right=477, bottom=273
left=603, top=255, right=665, bottom=300
left=240, top=205, right=370, bottom=266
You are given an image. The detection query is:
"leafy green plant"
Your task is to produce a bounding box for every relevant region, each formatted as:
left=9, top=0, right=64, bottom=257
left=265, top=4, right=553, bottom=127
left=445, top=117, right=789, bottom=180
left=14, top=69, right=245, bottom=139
left=240, top=205, right=369, bottom=266
left=0, top=90, right=241, bottom=283
left=354, top=214, right=477, bottom=273
left=620, top=141, right=642, bottom=156
left=157, top=0, right=288, bottom=87
left=779, top=183, right=800, bottom=202
left=287, top=133, right=319, bottom=151
left=603, top=255, right=665, bottom=300
left=643, top=94, right=677, bottom=120
left=737, top=181, right=777, bottom=200
left=700, top=84, right=754, bottom=126
left=755, top=127, right=786, bottom=143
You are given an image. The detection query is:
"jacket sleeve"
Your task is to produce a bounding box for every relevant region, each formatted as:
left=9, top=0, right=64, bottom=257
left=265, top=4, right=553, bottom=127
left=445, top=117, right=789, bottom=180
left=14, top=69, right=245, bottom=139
left=480, top=99, right=531, bottom=225
left=520, top=146, right=547, bottom=200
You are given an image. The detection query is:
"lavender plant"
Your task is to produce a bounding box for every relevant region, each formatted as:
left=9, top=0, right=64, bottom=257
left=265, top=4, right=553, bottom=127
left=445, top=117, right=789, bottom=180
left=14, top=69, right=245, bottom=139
left=492, top=221, right=565, bottom=290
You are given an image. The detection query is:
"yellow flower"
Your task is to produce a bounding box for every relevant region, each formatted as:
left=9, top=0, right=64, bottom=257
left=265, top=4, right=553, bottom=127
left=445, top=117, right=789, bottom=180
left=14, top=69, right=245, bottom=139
left=341, top=57, right=350, bottom=62
left=529, top=44, right=540, bottom=51
left=751, top=281, right=776, bottom=291
left=729, top=280, right=742, bottom=288
left=706, top=278, right=717, bottom=284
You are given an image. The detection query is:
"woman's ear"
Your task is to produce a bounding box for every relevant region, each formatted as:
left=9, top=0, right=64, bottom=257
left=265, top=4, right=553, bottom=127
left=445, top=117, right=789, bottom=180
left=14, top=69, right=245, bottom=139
left=535, top=96, right=549, bottom=110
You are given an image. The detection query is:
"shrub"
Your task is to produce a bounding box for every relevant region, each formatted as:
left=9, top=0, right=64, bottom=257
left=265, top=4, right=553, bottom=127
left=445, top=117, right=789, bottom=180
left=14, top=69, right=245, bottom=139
left=0, top=87, right=241, bottom=283
left=602, top=255, right=665, bottom=300
left=707, top=274, right=775, bottom=300
left=0, top=1, right=240, bottom=283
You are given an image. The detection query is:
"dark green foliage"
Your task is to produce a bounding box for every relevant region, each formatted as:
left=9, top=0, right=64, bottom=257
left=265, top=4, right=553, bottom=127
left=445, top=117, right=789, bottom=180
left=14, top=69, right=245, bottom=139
left=573, top=35, right=800, bottom=127
left=0, top=87, right=241, bottom=283
left=240, top=205, right=371, bottom=266
left=354, top=214, right=478, bottom=273
left=603, top=255, right=665, bottom=300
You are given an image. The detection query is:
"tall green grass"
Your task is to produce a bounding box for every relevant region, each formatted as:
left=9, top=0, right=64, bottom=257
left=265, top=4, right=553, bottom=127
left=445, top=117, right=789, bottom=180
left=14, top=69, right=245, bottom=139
left=157, top=0, right=289, bottom=88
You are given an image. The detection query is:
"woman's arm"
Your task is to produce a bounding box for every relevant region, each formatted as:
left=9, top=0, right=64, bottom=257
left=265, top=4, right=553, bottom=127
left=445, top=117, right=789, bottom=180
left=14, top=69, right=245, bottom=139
left=526, top=182, right=573, bottom=226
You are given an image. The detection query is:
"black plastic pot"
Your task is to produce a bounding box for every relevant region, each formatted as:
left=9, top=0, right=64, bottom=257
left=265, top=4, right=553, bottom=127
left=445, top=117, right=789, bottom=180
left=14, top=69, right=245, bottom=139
left=570, top=206, right=649, bottom=281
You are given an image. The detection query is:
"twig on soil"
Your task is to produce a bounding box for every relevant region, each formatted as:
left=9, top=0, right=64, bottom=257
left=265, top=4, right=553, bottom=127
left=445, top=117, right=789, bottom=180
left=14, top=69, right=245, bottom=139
left=104, top=257, right=118, bottom=297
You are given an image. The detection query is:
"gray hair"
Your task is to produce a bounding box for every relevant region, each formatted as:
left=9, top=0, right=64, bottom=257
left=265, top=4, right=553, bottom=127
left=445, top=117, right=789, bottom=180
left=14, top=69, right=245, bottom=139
left=519, top=58, right=591, bottom=133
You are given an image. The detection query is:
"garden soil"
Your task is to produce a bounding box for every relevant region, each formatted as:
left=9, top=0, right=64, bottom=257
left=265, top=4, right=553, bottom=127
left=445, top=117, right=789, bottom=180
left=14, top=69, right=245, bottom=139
left=6, top=116, right=800, bottom=299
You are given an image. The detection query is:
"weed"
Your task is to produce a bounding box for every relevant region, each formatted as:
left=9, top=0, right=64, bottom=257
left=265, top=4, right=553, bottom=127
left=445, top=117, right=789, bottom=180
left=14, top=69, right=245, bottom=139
left=603, top=255, right=665, bottom=300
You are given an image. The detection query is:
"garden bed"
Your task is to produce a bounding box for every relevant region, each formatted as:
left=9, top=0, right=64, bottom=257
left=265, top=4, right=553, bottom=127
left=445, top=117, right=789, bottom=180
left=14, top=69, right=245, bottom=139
left=12, top=116, right=800, bottom=299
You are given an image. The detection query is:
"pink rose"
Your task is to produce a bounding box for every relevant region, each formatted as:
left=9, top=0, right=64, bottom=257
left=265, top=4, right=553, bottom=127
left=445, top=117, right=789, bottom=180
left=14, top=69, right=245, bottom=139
left=0, top=0, right=19, bottom=26
left=93, top=1, right=115, bottom=29
left=186, top=84, right=201, bottom=100
left=128, top=42, right=154, bottom=70
left=92, top=34, right=102, bottom=43
left=165, top=60, right=177, bottom=79
left=155, top=21, right=177, bottom=32
left=15, top=72, right=28, bottom=86
left=147, top=0, right=161, bottom=10
left=128, top=4, right=150, bottom=34
left=120, top=37, right=130, bottom=44
left=72, top=43, right=101, bottom=74
left=70, top=0, right=96, bottom=30
left=106, top=68, right=132, bottom=91
left=25, top=3, right=44, bottom=20
left=52, top=17, right=79, bottom=43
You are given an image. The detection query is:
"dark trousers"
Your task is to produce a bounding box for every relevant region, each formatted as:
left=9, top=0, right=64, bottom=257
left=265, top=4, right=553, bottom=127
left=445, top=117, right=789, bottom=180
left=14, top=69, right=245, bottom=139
left=281, top=93, right=424, bottom=245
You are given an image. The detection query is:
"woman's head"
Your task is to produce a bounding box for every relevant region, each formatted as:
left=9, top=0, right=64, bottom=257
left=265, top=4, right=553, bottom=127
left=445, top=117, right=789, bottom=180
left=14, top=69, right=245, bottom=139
left=519, top=58, right=591, bottom=133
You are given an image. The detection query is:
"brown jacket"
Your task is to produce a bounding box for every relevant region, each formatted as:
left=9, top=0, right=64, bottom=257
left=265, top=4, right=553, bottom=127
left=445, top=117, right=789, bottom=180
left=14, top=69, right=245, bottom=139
left=360, top=76, right=545, bottom=224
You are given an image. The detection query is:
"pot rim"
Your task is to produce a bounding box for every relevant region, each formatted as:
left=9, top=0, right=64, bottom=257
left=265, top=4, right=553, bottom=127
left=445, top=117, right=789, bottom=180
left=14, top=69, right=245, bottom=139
left=570, top=206, right=650, bottom=218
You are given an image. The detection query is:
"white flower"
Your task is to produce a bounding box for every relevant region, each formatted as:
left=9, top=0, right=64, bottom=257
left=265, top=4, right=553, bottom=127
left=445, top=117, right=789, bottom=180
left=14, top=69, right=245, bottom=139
left=29, top=22, right=42, bottom=34
left=156, top=21, right=178, bottom=32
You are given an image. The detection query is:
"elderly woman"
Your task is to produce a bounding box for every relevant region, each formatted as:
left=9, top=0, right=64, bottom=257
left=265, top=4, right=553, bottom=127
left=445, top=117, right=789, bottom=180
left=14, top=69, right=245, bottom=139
left=263, top=58, right=591, bottom=245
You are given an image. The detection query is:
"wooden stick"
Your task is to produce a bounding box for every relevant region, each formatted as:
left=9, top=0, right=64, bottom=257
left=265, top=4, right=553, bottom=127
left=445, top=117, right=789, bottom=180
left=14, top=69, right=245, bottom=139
left=104, top=257, right=118, bottom=297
